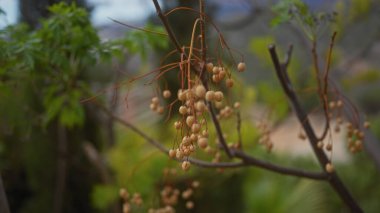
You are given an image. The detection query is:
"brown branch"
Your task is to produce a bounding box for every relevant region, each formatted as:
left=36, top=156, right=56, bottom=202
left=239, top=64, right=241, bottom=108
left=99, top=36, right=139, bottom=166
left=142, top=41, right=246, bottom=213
left=268, top=44, right=362, bottom=212
left=95, top=102, right=327, bottom=180
left=152, top=0, right=183, bottom=54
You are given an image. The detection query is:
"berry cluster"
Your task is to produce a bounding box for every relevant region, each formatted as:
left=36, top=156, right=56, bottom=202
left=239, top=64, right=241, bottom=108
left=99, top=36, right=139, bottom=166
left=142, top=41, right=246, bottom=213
left=148, top=61, right=246, bottom=171
left=120, top=189, right=143, bottom=213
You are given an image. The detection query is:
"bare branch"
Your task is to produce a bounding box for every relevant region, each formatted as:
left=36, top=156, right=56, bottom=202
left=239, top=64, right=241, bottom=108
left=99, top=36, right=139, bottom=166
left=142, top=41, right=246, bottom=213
left=95, top=102, right=328, bottom=180
left=268, top=44, right=362, bottom=212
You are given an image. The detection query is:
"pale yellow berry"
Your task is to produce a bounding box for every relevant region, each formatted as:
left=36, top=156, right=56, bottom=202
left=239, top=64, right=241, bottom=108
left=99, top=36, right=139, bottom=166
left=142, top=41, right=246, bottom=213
left=182, top=188, right=193, bottom=199
left=226, top=78, right=234, bottom=88
left=237, top=62, right=246, bottom=72
left=202, top=130, right=209, bottom=137
left=150, top=103, right=157, bottom=111
left=214, top=91, right=224, bottom=102
left=186, top=201, right=194, bottom=209
left=336, top=100, right=343, bottom=107
left=174, top=121, right=182, bottom=129
left=233, top=102, right=241, bottom=109
left=186, top=116, right=195, bottom=127
left=176, top=149, right=184, bottom=159
left=206, top=62, right=214, bottom=72
left=214, top=101, right=223, bottom=109
left=152, top=97, right=159, bottom=104
left=218, top=70, right=226, bottom=80
left=163, top=90, right=171, bottom=98
left=178, top=90, right=187, bottom=101
left=192, top=181, right=200, bottom=188
left=205, top=91, right=215, bottom=101
left=325, top=163, right=334, bottom=173
left=197, top=137, right=208, bottom=149
left=195, top=101, right=206, bottom=112
left=364, top=121, right=370, bottom=129
left=179, top=106, right=187, bottom=115
left=195, top=85, right=206, bottom=98
left=317, top=141, right=324, bottom=149
left=212, top=66, right=219, bottom=74
left=191, top=123, right=201, bottom=133
left=181, top=161, right=191, bottom=171
left=212, top=74, right=220, bottom=83
left=119, top=188, right=129, bottom=199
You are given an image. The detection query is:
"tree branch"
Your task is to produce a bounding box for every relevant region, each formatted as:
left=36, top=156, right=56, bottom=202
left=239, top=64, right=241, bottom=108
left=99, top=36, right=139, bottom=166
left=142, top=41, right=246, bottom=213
left=0, top=174, right=10, bottom=213
left=95, top=102, right=327, bottom=180
left=268, top=44, right=362, bottom=212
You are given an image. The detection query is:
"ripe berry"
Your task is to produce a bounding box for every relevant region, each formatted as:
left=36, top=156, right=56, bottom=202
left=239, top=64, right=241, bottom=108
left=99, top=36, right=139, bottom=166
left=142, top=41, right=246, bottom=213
left=325, top=163, right=334, bottom=173
left=197, top=137, right=208, bottom=149
left=174, top=121, right=182, bottom=129
left=152, top=97, right=160, bottom=104
left=157, top=106, right=164, bottom=114
left=186, top=116, right=195, bottom=127
left=195, top=85, right=206, bottom=98
left=364, top=121, right=370, bottom=129
left=233, top=102, right=241, bottom=109
left=205, top=91, right=215, bottom=101
left=150, top=103, right=157, bottom=111
left=237, top=62, right=246, bottom=72
left=178, top=90, right=187, bottom=101
left=179, top=106, right=187, bottom=115
left=195, top=101, right=206, bottom=112
left=181, top=161, right=191, bottom=171
left=206, top=62, right=214, bottom=72
left=186, top=201, right=194, bottom=209
left=214, top=91, right=224, bottom=102
left=168, top=149, right=176, bottom=158
left=212, top=66, right=219, bottom=74
left=191, top=123, right=201, bottom=133
left=163, top=90, right=171, bottom=98
left=226, top=78, right=234, bottom=88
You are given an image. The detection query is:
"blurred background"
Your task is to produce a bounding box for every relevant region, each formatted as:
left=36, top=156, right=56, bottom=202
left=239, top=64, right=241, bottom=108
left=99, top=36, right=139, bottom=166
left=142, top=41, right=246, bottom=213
left=1, top=0, right=380, bottom=212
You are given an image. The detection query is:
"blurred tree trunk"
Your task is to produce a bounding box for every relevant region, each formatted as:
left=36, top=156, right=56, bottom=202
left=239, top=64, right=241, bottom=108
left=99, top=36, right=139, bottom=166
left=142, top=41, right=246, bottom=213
left=19, top=0, right=91, bottom=28
left=0, top=175, right=10, bottom=213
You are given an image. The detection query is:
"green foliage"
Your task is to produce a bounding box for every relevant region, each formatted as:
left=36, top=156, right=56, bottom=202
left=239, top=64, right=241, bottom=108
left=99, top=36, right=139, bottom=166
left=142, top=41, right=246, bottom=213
left=91, top=184, right=119, bottom=210
left=271, top=0, right=336, bottom=40
left=249, top=36, right=275, bottom=67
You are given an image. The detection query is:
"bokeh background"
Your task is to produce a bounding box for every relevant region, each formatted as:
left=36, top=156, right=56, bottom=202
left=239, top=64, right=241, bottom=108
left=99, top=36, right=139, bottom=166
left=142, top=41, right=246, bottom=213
left=1, top=0, right=380, bottom=212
